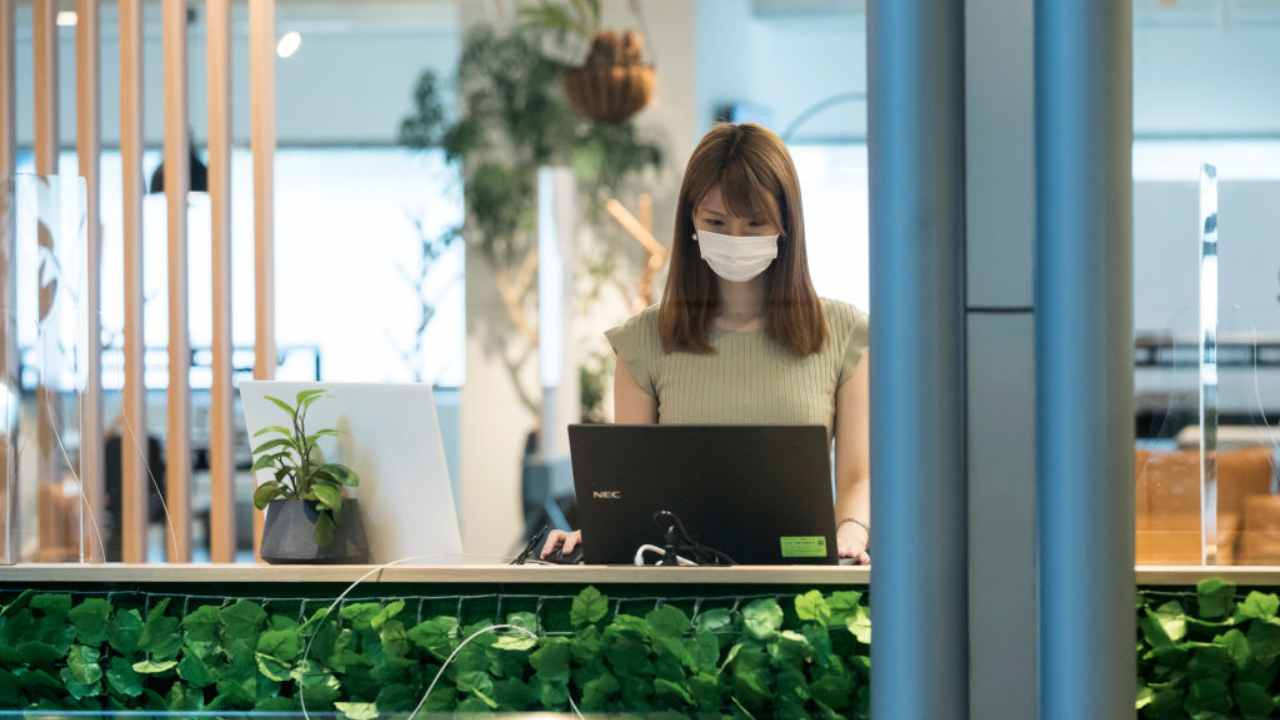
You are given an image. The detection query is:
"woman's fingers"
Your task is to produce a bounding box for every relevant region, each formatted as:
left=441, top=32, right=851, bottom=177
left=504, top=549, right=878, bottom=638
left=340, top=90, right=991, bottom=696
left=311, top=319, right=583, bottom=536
left=561, top=530, right=582, bottom=554
left=837, top=545, right=869, bottom=563
left=837, top=543, right=861, bottom=558
left=540, top=530, right=567, bottom=558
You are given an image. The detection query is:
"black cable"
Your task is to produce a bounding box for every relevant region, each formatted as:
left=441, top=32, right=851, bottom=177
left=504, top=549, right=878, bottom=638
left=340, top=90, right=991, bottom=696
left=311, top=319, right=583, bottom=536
left=650, top=510, right=735, bottom=566
left=510, top=524, right=550, bottom=565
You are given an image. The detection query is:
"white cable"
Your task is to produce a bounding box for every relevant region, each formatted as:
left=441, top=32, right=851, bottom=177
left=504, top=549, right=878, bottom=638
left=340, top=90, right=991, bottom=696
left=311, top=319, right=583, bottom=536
left=412, top=623, right=583, bottom=719
left=45, top=388, right=107, bottom=563
left=633, top=544, right=697, bottom=566
left=119, top=412, right=180, bottom=561
left=298, top=554, right=585, bottom=720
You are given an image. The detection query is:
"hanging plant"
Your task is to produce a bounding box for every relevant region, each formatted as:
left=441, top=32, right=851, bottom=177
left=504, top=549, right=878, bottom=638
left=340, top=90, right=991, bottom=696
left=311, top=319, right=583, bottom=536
left=519, top=0, right=656, bottom=124
left=397, top=22, right=663, bottom=417
left=562, top=30, right=654, bottom=124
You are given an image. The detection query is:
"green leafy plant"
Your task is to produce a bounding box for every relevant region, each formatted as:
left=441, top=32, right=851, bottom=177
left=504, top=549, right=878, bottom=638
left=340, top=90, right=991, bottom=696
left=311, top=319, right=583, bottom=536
left=398, top=24, right=663, bottom=417
left=0, top=587, right=873, bottom=717
left=518, top=0, right=602, bottom=44
left=28, top=579, right=1279, bottom=718
left=249, top=390, right=360, bottom=546
left=1137, top=578, right=1280, bottom=719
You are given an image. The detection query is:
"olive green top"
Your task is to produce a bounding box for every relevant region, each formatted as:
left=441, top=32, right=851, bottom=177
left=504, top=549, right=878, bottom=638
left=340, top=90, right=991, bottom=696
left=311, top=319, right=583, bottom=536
left=605, top=299, right=870, bottom=437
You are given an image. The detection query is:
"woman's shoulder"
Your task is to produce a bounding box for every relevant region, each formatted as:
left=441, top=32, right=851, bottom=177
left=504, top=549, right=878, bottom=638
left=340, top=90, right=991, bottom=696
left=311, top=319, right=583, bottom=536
left=615, top=304, right=661, bottom=333
left=636, top=303, right=662, bottom=325
left=606, top=305, right=663, bottom=380
left=820, top=298, right=869, bottom=330
left=606, top=305, right=662, bottom=347
left=820, top=299, right=870, bottom=373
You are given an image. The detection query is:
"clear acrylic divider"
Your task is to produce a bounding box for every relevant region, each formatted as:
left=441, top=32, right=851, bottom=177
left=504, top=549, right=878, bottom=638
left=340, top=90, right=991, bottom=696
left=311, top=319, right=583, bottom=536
left=0, top=173, right=89, bottom=564
left=1199, top=163, right=1219, bottom=564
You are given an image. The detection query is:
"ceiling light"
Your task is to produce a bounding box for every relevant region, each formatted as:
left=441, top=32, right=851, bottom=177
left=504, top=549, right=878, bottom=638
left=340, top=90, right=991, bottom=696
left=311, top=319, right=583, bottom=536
left=276, top=31, right=301, bottom=59
left=56, top=11, right=77, bottom=27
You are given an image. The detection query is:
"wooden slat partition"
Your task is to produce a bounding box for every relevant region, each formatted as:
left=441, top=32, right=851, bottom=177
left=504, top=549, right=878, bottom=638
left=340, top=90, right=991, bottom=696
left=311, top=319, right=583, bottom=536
left=162, top=0, right=191, bottom=562
left=75, top=0, right=104, bottom=563
left=118, top=0, right=147, bottom=563
left=32, top=0, right=64, bottom=561
left=250, top=0, right=277, bottom=562
left=0, top=0, right=17, bottom=564
left=207, top=0, right=235, bottom=563
left=32, top=0, right=56, bottom=176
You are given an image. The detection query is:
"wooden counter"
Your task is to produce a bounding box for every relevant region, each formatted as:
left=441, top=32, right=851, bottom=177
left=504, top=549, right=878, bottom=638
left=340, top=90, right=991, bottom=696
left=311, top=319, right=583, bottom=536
left=2, top=563, right=1277, bottom=586
left=0, top=562, right=870, bottom=585
left=1136, top=564, right=1280, bottom=586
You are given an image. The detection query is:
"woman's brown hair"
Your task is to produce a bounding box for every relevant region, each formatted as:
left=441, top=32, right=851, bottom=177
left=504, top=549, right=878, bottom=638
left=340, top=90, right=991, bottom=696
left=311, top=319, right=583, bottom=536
left=658, top=123, right=826, bottom=355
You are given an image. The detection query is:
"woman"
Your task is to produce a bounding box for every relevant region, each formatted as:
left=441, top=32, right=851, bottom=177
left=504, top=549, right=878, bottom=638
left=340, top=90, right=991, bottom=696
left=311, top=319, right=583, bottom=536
left=543, top=122, right=871, bottom=563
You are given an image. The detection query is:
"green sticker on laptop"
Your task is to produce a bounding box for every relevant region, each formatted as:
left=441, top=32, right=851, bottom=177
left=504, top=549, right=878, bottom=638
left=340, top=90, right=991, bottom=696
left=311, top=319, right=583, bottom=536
left=780, top=535, right=828, bottom=558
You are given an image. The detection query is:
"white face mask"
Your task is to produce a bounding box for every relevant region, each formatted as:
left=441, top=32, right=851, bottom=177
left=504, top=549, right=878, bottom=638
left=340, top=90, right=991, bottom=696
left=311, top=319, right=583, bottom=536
left=694, top=229, right=779, bottom=283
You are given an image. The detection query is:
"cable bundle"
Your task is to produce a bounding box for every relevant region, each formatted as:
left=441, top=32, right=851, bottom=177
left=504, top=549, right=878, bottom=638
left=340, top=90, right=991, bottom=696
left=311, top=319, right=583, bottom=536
left=637, top=510, right=735, bottom=566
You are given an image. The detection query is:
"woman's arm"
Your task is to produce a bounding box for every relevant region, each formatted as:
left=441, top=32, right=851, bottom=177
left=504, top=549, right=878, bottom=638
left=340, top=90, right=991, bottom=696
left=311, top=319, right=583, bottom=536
left=834, top=351, right=871, bottom=562
left=541, top=354, right=656, bottom=558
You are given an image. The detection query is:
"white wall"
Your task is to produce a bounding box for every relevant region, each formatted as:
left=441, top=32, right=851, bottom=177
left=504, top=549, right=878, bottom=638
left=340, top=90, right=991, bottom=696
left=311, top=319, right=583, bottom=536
left=695, top=0, right=756, bottom=137
left=1134, top=179, right=1280, bottom=413
left=1133, top=179, right=1280, bottom=336
left=744, top=14, right=865, bottom=140
left=694, top=1, right=866, bottom=141
left=1133, top=25, right=1280, bottom=136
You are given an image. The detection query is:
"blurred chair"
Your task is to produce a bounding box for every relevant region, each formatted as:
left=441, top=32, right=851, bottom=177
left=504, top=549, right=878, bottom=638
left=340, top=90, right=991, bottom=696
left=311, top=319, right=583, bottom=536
left=36, top=480, right=78, bottom=561
left=102, top=430, right=166, bottom=562
left=1241, top=494, right=1280, bottom=564
left=1137, top=446, right=1276, bottom=564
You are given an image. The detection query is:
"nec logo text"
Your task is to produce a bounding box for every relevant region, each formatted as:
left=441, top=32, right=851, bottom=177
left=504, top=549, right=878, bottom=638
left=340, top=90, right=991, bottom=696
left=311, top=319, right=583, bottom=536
left=592, top=490, right=623, bottom=500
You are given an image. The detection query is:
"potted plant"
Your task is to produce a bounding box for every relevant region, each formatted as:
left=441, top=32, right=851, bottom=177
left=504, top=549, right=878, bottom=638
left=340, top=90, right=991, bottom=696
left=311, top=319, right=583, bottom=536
left=250, top=389, right=369, bottom=564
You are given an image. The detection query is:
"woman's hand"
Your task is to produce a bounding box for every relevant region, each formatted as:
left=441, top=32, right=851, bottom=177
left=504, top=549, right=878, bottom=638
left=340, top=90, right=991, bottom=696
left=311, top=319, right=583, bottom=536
left=540, top=529, right=582, bottom=559
left=837, top=521, right=870, bottom=565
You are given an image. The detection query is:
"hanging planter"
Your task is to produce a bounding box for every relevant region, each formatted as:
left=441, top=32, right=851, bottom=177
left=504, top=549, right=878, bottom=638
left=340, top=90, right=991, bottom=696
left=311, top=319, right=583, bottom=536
left=562, top=30, right=655, bottom=124
left=517, top=2, right=656, bottom=124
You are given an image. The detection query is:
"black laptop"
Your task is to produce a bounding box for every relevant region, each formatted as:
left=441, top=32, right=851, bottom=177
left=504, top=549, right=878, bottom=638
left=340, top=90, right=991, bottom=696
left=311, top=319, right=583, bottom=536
left=567, top=424, right=838, bottom=565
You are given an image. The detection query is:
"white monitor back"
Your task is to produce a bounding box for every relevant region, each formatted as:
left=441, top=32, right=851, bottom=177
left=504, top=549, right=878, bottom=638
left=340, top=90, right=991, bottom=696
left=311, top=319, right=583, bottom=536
left=239, top=381, right=463, bottom=563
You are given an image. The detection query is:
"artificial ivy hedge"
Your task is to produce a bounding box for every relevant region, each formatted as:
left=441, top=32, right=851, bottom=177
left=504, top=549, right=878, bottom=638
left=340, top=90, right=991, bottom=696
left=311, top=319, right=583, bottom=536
left=0, top=587, right=873, bottom=718
left=1138, top=578, right=1280, bottom=719
left=10, top=578, right=1268, bottom=718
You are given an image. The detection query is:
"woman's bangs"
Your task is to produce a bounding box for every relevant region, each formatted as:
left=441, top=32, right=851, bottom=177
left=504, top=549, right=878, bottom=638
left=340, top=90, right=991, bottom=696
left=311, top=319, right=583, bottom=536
left=718, top=158, right=783, bottom=227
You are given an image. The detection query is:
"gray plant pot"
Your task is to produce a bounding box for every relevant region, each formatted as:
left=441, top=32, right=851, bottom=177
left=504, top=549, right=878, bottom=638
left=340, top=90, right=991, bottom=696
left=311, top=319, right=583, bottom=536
left=261, top=499, right=369, bottom=564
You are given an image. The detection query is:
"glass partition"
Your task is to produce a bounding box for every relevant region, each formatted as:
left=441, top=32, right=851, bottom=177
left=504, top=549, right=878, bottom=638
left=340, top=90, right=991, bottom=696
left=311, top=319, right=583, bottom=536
left=1134, top=144, right=1280, bottom=566
left=0, top=174, right=88, bottom=564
